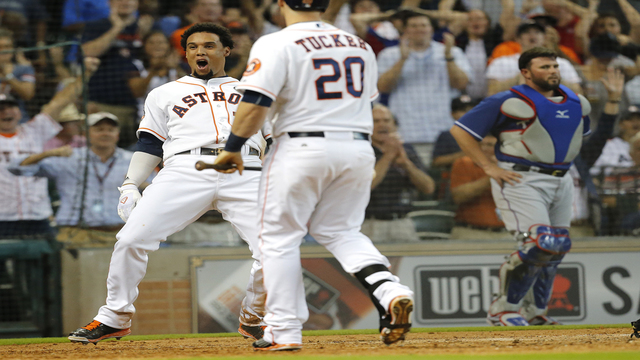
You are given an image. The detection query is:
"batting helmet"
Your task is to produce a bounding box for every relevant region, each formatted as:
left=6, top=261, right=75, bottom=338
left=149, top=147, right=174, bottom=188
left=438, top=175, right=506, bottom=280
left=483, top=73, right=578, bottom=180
left=284, top=0, right=330, bottom=12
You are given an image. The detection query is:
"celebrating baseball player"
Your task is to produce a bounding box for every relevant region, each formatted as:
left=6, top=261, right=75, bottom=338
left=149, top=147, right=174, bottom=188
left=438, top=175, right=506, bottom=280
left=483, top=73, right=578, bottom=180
left=213, top=0, right=414, bottom=351
left=68, top=23, right=268, bottom=344
left=451, top=47, right=593, bottom=326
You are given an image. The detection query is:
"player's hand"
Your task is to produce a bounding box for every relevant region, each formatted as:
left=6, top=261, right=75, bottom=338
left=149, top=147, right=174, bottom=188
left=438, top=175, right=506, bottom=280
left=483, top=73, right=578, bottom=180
left=117, top=184, right=141, bottom=222
left=483, top=163, right=522, bottom=187
left=213, top=150, right=244, bottom=174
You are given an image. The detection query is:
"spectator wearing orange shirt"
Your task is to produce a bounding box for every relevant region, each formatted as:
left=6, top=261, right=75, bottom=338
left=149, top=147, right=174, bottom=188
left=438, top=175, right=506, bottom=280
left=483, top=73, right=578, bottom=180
left=449, top=135, right=508, bottom=240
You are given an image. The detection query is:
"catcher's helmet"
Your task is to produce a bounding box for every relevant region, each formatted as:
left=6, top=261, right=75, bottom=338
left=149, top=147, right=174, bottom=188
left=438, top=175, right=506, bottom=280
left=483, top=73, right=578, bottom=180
left=284, top=0, right=330, bottom=12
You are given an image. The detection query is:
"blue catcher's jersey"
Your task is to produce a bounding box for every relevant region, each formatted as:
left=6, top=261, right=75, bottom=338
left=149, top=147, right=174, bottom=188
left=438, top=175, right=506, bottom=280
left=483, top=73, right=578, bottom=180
left=454, top=84, right=591, bottom=171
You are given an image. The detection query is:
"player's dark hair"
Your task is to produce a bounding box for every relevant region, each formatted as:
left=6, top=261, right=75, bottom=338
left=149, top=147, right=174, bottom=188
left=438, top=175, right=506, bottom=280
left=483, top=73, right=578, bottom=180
left=180, top=22, right=234, bottom=51
left=518, top=47, right=557, bottom=70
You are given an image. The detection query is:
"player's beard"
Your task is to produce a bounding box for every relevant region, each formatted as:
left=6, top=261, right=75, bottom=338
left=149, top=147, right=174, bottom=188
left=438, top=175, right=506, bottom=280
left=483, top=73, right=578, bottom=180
left=192, top=70, right=214, bottom=80
left=531, top=75, right=561, bottom=92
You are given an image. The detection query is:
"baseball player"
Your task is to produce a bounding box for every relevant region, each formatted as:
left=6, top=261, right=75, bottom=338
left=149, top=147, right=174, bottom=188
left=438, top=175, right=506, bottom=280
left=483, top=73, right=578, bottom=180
left=213, top=0, right=414, bottom=351
left=68, top=23, right=268, bottom=344
left=450, top=47, right=594, bottom=326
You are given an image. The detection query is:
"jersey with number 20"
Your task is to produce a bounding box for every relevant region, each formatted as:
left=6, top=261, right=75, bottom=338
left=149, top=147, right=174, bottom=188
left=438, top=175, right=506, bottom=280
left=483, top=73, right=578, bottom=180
left=237, top=21, right=379, bottom=136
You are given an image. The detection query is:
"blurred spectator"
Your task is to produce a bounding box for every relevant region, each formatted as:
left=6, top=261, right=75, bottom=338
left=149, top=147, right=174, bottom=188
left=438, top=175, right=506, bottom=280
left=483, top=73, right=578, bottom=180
left=377, top=11, right=471, bottom=163
left=579, top=1, right=640, bottom=59
left=348, top=0, right=400, bottom=55
left=362, top=104, right=435, bottom=243
left=449, top=135, right=508, bottom=239
left=239, top=0, right=282, bottom=38
left=43, top=104, right=86, bottom=151
left=590, top=106, right=640, bottom=176
left=488, top=16, right=582, bottom=64
left=456, top=9, right=504, bottom=99
left=0, top=0, right=48, bottom=48
left=61, top=0, right=110, bottom=35
left=570, top=68, right=625, bottom=236
left=170, top=0, right=224, bottom=58
left=128, top=30, right=186, bottom=119
left=0, top=28, right=35, bottom=122
left=224, top=21, right=252, bottom=80
left=9, top=112, right=154, bottom=247
left=540, top=0, right=593, bottom=55
left=581, top=33, right=635, bottom=125
left=432, top=96, right=477, bottom=169
left=138, top=0, right=160, bottom=38
left=0, top=57, right=99, bottom=239
left=486, top=21, right=582, bottom=96
left=81, top=0, right=143, bottom=148
left=599, top=132, right=640, bottom=235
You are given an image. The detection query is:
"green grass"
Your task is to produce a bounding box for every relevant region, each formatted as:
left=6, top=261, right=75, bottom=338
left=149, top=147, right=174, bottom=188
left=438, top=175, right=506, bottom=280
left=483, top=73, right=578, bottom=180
left=156, top=354, right=640, bottom=360
left=0, top=324, right=630, bottom=346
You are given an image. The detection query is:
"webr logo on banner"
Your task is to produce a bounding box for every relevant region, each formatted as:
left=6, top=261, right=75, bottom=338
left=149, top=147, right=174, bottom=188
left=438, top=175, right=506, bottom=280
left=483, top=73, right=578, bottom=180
left=414, top=263, right=585, bottom=325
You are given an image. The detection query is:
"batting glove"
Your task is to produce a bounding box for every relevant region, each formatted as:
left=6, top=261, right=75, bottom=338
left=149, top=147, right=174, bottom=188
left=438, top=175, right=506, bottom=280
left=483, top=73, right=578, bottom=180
left=117, top=184, right=141, bottom=222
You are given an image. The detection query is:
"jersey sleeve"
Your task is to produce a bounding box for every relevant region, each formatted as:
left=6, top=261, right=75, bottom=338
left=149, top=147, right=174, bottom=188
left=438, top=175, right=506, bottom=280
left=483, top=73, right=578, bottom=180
left=137, top=90, right=168, bottom=141
left=236, top=36, right=287, bottom=101
left=454, top=94, right=507, bottom=140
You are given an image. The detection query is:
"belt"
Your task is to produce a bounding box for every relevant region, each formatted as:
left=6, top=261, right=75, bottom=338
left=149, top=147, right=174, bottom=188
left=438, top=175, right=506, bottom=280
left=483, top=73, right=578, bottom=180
left=512, top=164, right=567, bottom=177
left=176, top=147, right=259, bottom=156
left=288, top=131, right=370, bottom=141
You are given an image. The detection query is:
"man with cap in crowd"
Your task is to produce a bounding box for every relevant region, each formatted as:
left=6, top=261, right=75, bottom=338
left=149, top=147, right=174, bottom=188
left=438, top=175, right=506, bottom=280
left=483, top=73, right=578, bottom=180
left=43, top=104, right=87, bottom=151
left=590, top=106, right=640, bottom=177
left=486, top=20, right=582, bottom=96
left=9, top=112, right=154, bottom=247
left=0, top=57, right=99, bottom=239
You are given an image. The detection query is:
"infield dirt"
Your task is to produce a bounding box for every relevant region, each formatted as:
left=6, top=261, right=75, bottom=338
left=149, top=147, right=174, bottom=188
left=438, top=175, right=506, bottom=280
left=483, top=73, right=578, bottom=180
left=1, top=328, right=639, bottom=359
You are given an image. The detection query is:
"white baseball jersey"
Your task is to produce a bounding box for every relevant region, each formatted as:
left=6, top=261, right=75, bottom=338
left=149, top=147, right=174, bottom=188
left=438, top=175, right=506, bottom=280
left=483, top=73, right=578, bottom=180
left=138, top=75, right=265, bottom=159
left=237, top=21, right=379, bottom=136
left=0, top=113, right=61, bottom=220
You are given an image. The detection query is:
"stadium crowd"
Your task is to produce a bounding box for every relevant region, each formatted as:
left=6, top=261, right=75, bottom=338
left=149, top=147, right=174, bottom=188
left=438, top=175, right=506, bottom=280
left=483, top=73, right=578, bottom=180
left=1, top=0, right=640, bottom=246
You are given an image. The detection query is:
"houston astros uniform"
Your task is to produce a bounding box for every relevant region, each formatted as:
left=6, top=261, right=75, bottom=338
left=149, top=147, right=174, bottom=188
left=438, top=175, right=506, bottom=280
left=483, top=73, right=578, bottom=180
left=89, top=75, right=268, bottom=331
left=231, top=20, right=414, bottom=348
left=454, top=83, right=591, bottom=326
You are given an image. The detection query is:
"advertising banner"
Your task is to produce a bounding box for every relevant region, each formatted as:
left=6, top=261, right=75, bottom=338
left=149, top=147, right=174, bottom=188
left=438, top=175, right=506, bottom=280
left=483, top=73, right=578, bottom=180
left=191, top=251, right=640, bottom=332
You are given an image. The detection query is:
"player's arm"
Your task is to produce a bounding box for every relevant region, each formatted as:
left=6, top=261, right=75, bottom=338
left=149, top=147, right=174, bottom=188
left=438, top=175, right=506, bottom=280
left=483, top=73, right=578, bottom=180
left=450, top=126, right=521, bottom=186
left=214, top=90, right=272, bottom=174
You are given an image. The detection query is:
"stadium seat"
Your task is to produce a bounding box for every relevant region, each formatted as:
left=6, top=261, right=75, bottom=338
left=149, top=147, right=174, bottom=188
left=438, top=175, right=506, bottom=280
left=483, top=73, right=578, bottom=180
left=406, top=210, right=456, bottom=240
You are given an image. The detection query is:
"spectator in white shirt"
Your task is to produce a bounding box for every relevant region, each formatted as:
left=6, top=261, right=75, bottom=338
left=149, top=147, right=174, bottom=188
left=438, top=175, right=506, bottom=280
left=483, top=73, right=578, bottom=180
left=486, top=20, right=582, bottom=96
left=590, top=107, right=640, bottom=176
left=377, top=11, right=472, bottom=162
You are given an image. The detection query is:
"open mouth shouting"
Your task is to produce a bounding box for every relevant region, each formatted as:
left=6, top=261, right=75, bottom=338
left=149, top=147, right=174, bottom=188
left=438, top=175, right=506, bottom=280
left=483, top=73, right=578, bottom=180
left=196, top=58, right=210, bottom=73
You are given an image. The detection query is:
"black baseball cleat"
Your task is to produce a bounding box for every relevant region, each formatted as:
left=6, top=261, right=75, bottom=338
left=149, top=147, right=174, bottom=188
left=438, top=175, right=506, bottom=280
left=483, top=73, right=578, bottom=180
left=631, top=319, right=640, bottom=339
left=238, top=324, right=266, bottom=340
left=381, top=295, right=413, bottom=345
left=68, top=320, right=131, bottom=344
left=252, top=338, right=302, bottom=351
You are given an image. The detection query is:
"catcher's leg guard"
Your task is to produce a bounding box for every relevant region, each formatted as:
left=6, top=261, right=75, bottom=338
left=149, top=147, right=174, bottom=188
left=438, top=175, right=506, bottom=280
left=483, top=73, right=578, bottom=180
left=488, top=225, right=571, bottom=326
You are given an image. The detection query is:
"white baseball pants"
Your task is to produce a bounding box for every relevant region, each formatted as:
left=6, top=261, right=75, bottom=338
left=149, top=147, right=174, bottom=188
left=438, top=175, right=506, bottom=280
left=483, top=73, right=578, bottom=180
left=258, top=135, right=413, bottom=345
left=94, top=154, right=265, bottom=329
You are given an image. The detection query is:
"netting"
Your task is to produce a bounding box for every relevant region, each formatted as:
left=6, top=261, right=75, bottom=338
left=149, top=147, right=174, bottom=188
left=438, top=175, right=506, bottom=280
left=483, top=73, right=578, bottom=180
left=0, top=0, right=639, bottom=249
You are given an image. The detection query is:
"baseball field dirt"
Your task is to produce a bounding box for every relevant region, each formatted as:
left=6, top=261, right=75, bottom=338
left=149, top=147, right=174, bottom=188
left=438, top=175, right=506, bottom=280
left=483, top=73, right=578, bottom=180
left=1, top=327, right=640, bottom=359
